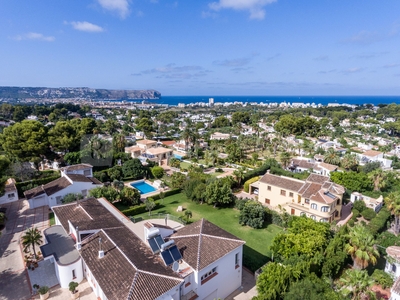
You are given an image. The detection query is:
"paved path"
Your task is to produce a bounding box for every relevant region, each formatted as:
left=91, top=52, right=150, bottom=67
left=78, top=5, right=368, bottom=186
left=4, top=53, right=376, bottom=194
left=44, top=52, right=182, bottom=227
left=226, top=268, right=257, bottom=300
left=0, top=200, right=48, bottom=300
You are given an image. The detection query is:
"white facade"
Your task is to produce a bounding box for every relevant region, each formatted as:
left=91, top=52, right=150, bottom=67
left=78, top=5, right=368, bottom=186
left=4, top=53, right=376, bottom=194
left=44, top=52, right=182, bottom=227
left=0, top=178, right=18, bottom=205
left=195, top=247, right=243, bottom=300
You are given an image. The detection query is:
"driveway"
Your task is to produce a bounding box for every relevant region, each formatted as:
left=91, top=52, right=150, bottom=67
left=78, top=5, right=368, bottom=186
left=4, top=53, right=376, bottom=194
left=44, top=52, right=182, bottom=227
left=0, top=200, right=49, bottom=300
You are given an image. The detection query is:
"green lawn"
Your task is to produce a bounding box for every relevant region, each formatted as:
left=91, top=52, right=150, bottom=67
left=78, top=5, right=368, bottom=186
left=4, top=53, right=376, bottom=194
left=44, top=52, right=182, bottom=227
left=180, top=161, right=192, bottom=170
left=49, top=212, right=55, bottom=226
left=132, top=193, right=282, bottom=271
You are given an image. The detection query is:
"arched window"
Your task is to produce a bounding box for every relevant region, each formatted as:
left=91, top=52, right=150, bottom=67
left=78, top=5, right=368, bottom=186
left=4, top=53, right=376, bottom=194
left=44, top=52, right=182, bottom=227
left=311, top=203, right=318, bottom=210
left=310, top=215, right=316, bottom=220
left=300, top=212, right=306, bottom=217
left=321, top=206, right=329, bottom=212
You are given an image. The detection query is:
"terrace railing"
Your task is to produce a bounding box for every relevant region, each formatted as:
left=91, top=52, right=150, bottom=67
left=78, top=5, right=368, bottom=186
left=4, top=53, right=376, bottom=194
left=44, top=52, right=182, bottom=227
left=130, top=213, right=186, bottom=225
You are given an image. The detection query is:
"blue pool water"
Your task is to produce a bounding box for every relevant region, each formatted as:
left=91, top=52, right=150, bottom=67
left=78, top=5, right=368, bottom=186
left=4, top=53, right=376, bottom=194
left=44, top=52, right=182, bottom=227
left=174, top=154, right=183, bottom=160
left=130, top=181, right=157, bottom=194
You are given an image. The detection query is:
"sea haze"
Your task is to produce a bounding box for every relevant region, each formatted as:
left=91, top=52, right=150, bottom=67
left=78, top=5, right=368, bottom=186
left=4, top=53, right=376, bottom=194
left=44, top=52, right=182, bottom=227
left=120, top=96, right=400, bottom=106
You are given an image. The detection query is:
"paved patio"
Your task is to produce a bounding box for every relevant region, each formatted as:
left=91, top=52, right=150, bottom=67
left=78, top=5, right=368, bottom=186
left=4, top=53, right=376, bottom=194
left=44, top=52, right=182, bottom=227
left=28, top=259, right=59, bottom=289
left=31, top=279, right=96, bottom=300
left=225, top=268, right=258, bottom=300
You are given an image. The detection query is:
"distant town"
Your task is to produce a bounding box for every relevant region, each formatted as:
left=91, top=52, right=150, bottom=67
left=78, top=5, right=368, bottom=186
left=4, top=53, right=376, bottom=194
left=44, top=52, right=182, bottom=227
left=1, top=90, right=400, bottom=299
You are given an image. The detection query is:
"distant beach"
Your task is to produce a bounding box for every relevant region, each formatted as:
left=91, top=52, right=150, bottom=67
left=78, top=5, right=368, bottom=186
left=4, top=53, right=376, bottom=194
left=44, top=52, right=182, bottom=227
left=106, top=96, right=400, bottom=107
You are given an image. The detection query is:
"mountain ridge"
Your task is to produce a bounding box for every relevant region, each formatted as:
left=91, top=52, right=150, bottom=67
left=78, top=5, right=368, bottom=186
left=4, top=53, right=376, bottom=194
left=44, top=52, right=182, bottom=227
left=0, top=86, right=161, bottom=100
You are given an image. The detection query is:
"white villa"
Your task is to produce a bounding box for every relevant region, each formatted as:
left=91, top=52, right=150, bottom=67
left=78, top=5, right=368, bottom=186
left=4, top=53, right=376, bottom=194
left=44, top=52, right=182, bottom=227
left=0, top=178, right=18, bottom=205
left=125, top=139, right=173, bottom=166
left=350, top=192, right=383, bottom=212
left=385, top=246, right=400, bottom=300
left=48, top=197, right=245, bottom=300
left=24, top=164, right=102, bottom=209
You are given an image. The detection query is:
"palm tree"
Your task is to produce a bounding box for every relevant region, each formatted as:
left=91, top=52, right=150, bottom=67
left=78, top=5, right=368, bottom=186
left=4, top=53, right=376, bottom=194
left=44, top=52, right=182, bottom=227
left=184, top=210, right=192, bottom=223
left=210, top=150, right=218, bottom=167
left=345, top=225, right=379, bottom=270
left=341, top=153, right=358, bottom=171
left=339, top=269, right=374, bottom=300
left=22, top=227, right=43, bottom=259
left=233, top=167, right=245, bottom=186
left=368, top=169, right=387, bottom=191
left=323, top=148, right=340, bottom=165
left=112, top=180, right=125, bottom=192
left=279, top=151, right=292, bottom=169
left=385, top=192, right=400, bottom=234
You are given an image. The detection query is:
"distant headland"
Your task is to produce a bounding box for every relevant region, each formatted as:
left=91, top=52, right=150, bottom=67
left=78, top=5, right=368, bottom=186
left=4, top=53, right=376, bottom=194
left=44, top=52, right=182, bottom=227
left=0, top=86, right=161, bottom=100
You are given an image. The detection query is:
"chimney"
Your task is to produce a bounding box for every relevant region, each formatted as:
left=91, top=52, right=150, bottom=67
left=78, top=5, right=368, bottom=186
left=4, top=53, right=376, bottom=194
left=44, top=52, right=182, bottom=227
left=76, top=226, right=81, bottom=250
left=267, top=169, right=270, bottom=174
left=98, top=238, right=104, bottom=258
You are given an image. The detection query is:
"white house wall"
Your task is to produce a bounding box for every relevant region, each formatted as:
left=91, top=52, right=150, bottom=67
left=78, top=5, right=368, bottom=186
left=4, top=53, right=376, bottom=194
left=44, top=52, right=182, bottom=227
left=57, top=259, right=83, bottom=288
left=84, top=262, right=107, bottom=300
left=196, top=246, right=243, bottom=300
left=0, top=190, right=18, bottom=205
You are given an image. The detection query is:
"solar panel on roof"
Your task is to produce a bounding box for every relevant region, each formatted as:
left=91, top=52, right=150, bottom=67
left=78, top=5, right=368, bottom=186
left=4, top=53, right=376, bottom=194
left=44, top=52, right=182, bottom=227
left=169, top=245, right=182, bottom=261
left=155, top=235, right=165, bottom=247
left=161, top=250, right=174, bottom=266
left=148, top=237, right=159, bottom=253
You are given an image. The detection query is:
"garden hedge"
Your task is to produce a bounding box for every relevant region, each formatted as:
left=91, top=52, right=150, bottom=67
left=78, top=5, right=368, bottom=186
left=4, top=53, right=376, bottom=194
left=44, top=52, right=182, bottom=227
left=16, top=175, right=60, bottom=198
left=243, top=177, right=260, bottom=193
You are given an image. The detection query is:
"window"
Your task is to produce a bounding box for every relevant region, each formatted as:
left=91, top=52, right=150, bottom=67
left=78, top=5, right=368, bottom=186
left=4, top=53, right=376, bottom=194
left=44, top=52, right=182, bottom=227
left=305, top=199, right=310, bottom=204
left=321, top=206, right=329, bottom=212
left=72, top=269, right=76, bottom=279
left=300, top=212, right=306, bottom=217
left=267, top=186, right=271, bottom=191
left=392, top=264, right=397, bottom=273
left=81, top=189, right=88, bottom=197
left=289, top=192, right=294, bottom=197
left=201, top=267, right=218, bottom=284
left=310, top=215, right=316, bottom=220
left=8, top=193, right=15, bottom=198
left=280, top=190, right=286, bottom=196
left=235, top=253, right=240, bottom=269
left=56, top=196, right=62, bottom=204
left=336, top=199, right=340, bottom=205
left=83, top=169, right=91, bottom=176
left=311, top=203, right=318, bottom=210
left=265, top=199, right=270, bottom=204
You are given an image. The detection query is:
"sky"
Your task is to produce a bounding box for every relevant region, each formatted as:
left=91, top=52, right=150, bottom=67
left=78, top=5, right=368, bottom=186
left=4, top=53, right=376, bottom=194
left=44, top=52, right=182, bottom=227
left=0, top=0, right=400, bottom=96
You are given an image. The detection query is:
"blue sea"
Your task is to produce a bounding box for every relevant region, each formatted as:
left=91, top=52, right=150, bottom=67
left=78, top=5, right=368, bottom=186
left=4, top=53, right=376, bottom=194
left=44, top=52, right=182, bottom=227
left=124, top=96, right=400, bottom=106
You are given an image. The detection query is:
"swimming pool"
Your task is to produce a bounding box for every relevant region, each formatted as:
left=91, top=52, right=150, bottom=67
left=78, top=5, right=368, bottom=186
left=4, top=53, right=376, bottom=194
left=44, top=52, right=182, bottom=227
left=130, top=181, right=157, bottom=194
left=174, top=154, right=184, bottom=160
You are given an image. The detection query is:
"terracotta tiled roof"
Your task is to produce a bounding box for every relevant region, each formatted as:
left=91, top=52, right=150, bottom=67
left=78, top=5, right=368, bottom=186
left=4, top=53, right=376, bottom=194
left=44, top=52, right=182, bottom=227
left=291, top=159, right=315, bottom=169
left=259, top=173, right=305, bottom=192
left=66, top=174, right=102, bottom=184
left=56, top=198, right=183, bottom=300
left=318, top=162, right=338, bottom=171
left=301, top=183, right=322, bottom=199
left=137, top=139, right=157, bottom=145
left=306, top=174, right=329, bottom=184
left=146, top=147, right=173, bottom=155
left=392, top=277, right=400, bottom=295
left=162, top=141, right=176, bottom=146
left=363, top=150, right=383, bottom=157
left=61, top=164, right=92, bottom=171
left=386, top=246, right=400, bottom=261
left=24, top=177, right=72, bottom=199
left=170, top=219, right=244, bottom=271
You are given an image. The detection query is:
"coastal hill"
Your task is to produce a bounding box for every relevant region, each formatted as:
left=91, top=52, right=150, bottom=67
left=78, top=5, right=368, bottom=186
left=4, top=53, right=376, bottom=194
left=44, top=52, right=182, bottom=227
left=0, top=86, right=161, bottom=100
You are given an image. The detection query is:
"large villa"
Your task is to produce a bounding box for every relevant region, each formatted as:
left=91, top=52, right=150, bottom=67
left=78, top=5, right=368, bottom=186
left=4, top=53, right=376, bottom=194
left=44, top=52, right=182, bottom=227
left=41, top=197, right=245, bottom=300
left=250, top=172, right=345, bottom=223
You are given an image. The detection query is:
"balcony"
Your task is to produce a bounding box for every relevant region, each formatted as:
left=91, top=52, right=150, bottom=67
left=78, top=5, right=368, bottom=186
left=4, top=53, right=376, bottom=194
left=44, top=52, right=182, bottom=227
left=182, top=290, right=199, bottom=300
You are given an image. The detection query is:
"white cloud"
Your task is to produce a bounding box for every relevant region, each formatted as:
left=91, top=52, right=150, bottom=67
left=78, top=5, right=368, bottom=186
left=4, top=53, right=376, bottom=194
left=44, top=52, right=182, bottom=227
left=68, top=21, right=104, bottom=32
left=13, top=32, right=55, bottom=42
left=97, top=0, right=130, bottom=19
left=209, top=0, right=276, bottom=20
left=342, top=30, right=382, bottom=45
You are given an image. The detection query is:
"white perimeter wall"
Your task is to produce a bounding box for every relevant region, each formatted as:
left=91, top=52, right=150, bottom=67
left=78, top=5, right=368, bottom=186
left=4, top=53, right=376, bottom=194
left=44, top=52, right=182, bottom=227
left=47, top=182, right=102, bottom=207
left=0, top=190, right=18, bottom=205
left=196, top=246, right=243, bottom=300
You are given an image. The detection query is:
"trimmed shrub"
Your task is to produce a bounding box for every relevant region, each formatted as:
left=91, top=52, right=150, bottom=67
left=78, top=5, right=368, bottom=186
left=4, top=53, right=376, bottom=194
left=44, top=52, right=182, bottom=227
left=235, top=198, right=250, bottom=211
left=371, top=269, right=394, bottom=289
left=122, top=201, right=160, bottom=216
left=151, top=189, right=181, bottom=200
left=243, top=176, right=260, bottom=193
left=353, top=200, right=366, bottom=212
left=361, top=208, right=377, bottom=220
left=352, top=209, right=360, bottom=218
left=367, top=207, right=391, bottom=235
left=16, top=175, right=60, bottom=198
left=348, top=219, right=355, bottom=227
